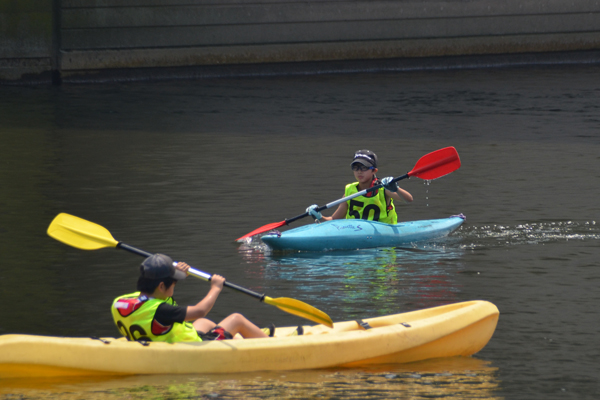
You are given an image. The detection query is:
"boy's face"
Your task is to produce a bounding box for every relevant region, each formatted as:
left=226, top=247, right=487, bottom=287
left=353, top=167, right=377, bottom=184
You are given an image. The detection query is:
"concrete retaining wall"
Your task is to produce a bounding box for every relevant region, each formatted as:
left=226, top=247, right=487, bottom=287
left=3, top=0, right=600, bottom=83
left=0, top=0, right=55, bottom=81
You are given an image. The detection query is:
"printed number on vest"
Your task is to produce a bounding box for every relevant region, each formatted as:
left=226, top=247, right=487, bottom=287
left=348, top=200, right=380, bottom=221
left=117, top=320, right=152, bottom=342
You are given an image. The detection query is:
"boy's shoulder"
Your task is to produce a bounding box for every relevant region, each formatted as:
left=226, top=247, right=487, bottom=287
left=155, top=301, right=187, bottom=325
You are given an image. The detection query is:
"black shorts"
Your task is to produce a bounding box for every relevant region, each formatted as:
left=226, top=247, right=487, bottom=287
left=198, top=326, right=233, bottom=341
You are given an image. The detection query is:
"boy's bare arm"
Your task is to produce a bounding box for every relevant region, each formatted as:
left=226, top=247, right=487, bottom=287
left=183, top=270, right=225, bottom=321
left=387, top=187, right=413, bottom=203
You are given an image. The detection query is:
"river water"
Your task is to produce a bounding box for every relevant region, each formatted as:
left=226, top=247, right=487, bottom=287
left=1, top=65, right=599, bottom=399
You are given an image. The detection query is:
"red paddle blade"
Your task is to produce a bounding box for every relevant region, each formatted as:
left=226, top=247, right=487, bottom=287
left=408, top=146, right=461, bottom=180
left=236, top=220, right=287, bottom=242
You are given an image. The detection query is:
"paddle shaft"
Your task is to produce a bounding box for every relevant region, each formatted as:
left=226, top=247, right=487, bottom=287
left=283, top=172, right=411, bottom=225
left=236, top=146, right=460, bottom=240
left=117, top=243, right=266, bottom=301
left=284, top=150, right=460, bottom=225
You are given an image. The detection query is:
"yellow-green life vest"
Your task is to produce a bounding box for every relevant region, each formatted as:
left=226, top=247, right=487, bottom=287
left=111, top=292, right=201, bottom=343
left=344, top=182, right=397, bottom=224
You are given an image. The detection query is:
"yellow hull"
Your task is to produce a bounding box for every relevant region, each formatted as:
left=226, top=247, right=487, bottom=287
left=0, top=301, right=498, bottom=378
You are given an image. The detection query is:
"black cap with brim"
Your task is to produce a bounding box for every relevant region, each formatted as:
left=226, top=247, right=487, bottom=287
left=141, top=253, right=187, bottom=280
left=350, top=150, right=378, bottom=168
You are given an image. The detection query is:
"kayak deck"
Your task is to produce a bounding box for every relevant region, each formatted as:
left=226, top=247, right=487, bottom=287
left=0, top=300, right=498, bottom=378
left=261, top=215, right=465, bottom=251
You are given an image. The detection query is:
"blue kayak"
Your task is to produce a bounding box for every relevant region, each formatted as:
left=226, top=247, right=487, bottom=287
left=261, top=215, right=465, bottom=251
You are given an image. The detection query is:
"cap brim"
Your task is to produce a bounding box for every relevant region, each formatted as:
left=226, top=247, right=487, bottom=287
left=351, top=159, right=373, bottom=167
left=173, top=269, right=188, bottom=280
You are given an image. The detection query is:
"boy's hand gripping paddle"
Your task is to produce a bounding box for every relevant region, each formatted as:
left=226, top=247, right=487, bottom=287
left=47, top=213, right=334, bottom=328
left=237, top=146, right=461, bottom=241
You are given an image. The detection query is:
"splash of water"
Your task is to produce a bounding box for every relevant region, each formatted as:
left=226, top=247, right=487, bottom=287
left=457, top=220, right=599, bottom=249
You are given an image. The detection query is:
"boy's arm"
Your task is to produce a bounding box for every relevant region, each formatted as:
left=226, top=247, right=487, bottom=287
left=184, top=275, right=225, bottom=321
left=386, top=187, right=413, bottom=203
left=329, top=201, right=349, bottom=219
left=381, top=177, right=413, bottom=203
left=319, top=196, right=349, bottom=221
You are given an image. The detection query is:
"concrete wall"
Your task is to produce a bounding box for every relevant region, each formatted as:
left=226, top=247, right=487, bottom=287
left=0, top=0, right=55, bottom=81
left=3, top=0, right=600, bottom=83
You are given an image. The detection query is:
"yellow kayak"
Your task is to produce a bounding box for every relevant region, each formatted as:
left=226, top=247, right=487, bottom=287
left=0, top=300, right=498, bottom=378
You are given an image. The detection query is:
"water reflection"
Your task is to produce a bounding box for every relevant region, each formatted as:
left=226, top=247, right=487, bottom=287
left=3, top=65, right=600, bottom=399
left=237, top=218, right=600, bottom=318
left=0, top=357, right=501, bottom=400
left=239, top=238, right=466, bottom=317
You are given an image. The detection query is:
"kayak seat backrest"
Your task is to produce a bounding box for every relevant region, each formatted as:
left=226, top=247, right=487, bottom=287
left=356, top=320, right=373, bottom=330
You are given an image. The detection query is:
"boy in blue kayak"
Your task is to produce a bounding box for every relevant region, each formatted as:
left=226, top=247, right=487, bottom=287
left=307, top=149, right=413, bottom=223
left=111, top=253, right=268, bottom=342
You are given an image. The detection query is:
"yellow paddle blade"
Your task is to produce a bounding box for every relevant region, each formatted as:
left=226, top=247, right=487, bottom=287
left=47, top=213, right=119, bottom=250
left=264, top=296, right=334, bottom=328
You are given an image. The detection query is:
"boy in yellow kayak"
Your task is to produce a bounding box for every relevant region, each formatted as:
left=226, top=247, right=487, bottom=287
left=111, top=253, right=268, bottom=342
left=307, top=149, right=413, bottom=223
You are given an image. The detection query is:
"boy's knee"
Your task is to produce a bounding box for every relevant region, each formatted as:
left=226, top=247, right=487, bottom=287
left=229, top=312, right=244, bottom=321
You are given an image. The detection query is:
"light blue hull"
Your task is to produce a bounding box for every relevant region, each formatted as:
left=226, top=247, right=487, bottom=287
left=261, top=215, right=465, bottom=251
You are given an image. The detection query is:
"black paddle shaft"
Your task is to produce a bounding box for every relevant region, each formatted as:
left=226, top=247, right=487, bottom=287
left=116, top=243, right=267, bottom=300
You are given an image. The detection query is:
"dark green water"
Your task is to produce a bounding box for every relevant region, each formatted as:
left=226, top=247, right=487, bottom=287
left=1, top=65, right=599, bottom=399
